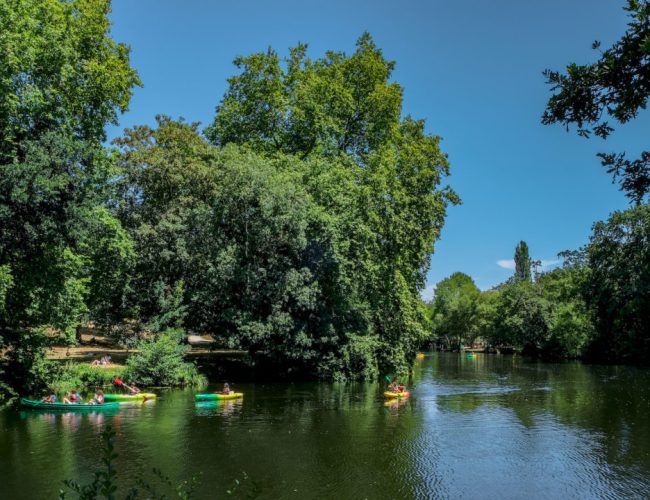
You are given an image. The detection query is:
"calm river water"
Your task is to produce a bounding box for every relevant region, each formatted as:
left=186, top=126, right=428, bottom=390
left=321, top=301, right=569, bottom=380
left=2, top=353, right=650, bottom=499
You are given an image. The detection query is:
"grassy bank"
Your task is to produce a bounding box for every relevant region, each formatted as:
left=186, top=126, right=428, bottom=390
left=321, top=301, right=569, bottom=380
left=48, top=363, right=126, bottom=394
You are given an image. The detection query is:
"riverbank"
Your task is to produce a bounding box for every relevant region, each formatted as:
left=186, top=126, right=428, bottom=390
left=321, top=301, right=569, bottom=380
left=46, top=333, right=246, bottom=362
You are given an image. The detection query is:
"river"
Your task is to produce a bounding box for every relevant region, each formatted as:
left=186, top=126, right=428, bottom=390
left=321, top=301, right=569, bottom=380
left=1, top=353, right=650, bottom=499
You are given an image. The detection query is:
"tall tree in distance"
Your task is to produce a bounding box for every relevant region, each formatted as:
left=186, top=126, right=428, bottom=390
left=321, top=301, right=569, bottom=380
left=542, top=0, right=650, bottom=204
left=430, top=273, right=481, bottom=349
left=514, top=241, right=532, bottom=282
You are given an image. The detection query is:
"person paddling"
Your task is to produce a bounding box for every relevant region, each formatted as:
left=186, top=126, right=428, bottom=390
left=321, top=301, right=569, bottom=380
left=126, top=382, right=140, bottom=394
left=388, top=381, right=407, bottom=393
left=216, top=382, right=233, bottom=395
left=114, top=377, right=140, bottom=394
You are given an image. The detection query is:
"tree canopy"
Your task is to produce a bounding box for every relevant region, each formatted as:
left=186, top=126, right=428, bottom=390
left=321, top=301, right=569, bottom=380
left=430, top=272, right=481, bottom=349
left=0, top=0, right=140, bottom=396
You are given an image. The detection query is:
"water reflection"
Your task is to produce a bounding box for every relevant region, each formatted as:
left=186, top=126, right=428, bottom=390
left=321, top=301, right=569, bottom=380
left=195, top=399, right=244, bottom=417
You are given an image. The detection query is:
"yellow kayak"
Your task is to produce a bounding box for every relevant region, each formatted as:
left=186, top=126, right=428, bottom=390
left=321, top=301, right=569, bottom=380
left=195, top=393, right=243, bottom=401
left=384, top=391, right=410, bottom=399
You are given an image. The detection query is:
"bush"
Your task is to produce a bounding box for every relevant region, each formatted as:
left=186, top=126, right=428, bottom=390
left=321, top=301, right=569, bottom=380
left=49, top=363, right=126, bottom=395
left=124, top=330, right=206, bottom=387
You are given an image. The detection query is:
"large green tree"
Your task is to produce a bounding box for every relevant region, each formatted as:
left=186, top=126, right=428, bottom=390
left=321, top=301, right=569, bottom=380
left=491, top=281, right=550, bottom=354
left=0, top=0, right=140, bottom=396
left=542, top=0, right=650, bottom=204
left=202, top=34, right=458, bottom=377
left=585, top=205, right=650, bottom=362
left=537, top=262, right=595, bottom=358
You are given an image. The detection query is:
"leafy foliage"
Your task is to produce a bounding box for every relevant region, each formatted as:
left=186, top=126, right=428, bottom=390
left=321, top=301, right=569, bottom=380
left=491, top=281, right=551, bottom=354
left=585, top=205, right=650, bottom=362
left=432, top=243, right=595, bottom=360
left=202, top=34, right=457, bottom=377
left=125, top=331, right=206, bottom=387
left=116, top=34, right=457, bottom=379
left=514, top=241, right=532, bottom=282
left=0, top=0, right=139, bottom=395
left=430, top=273, right=481, bottom=349
left=2, top=5, right=455, bottom=382
left=0, top=0, right=141, bottom=158
left=49, top=363, right=126, bottom=395
left=542, top=0, right=650, bottom=203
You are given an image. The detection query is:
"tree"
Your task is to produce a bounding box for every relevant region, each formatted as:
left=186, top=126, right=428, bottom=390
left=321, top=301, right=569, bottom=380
left=491, top=281, right=550, bottom=354
left=514, top=241, right=532, bottom=282
left=0, top=0, right=140, bottom=395
left=542, top=0, right=650, bottom=204
left=116, top=118, right=375, bottom=378
left=202, top=34, right=458, bottom=377
left=430, top=273, right=481, bottom=349
left=585, top=205, right=650, bottom=362
left=537, top=264, right=595, bottom=358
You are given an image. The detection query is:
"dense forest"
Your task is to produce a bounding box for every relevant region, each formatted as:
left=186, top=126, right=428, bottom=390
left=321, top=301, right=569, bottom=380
left=0, top=0, right=457, bottom=399
left=430, top=0, right=650, bottom=362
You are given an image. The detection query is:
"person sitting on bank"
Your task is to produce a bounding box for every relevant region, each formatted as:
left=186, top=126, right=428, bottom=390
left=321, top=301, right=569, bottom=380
left=63, top=390, right=82, bottom=404
left=90, top=355, right=112, bottom=366
left=42, top=392, right=57, bottom=403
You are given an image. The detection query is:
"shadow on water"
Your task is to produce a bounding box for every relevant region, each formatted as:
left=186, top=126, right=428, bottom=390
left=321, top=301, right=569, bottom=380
left=1, top=353, right=650, bottom=499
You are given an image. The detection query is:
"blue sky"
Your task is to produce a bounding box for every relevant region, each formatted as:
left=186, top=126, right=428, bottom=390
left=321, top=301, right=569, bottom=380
left=108, top=0, right=649, bottom=296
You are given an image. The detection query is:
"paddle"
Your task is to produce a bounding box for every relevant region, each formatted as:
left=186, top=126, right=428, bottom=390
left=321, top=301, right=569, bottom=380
left=114, top=378, right=150, bottom=401
left=114, top=377, right=135, bottom=391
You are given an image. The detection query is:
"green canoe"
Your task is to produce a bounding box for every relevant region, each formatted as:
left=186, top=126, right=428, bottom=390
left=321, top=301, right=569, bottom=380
left=195, top=393, right=243, bottom=401
left=20, top=398, right=119, bottom=411
left=104, top=393, right=157, bottom=402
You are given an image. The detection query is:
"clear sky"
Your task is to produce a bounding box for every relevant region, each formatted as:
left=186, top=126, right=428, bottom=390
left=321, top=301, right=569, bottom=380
left=108, top=0, right=649, bottom=297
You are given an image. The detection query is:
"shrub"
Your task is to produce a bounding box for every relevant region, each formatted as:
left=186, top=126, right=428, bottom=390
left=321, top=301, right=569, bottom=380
left=49, top=363, right=126, bottom=395
left=124, top=331, right=206, bottom=387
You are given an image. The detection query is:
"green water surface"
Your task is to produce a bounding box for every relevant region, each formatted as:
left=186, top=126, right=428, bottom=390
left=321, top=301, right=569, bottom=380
left=2, top=353, right=650, bottom=499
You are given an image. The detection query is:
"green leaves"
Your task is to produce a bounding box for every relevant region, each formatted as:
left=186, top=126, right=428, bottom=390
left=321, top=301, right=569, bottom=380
left=0, top=0, right=141, bottom=158
left=0, top=0, right=139, bottom=395
left=514, top=241, right=532, bottom=282
left=205, top=33, right=404, bottom=161
left=430, top=272, right=482, bottom=349
left=585, top=205, right=650, bottom=361
left=125, top=332, right=205, bottom=387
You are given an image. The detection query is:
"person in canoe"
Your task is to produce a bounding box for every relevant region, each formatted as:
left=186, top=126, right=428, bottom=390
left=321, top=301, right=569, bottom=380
left=388, top=381, right=407, bottom=394
left=89, top=390, right=105, bottom=405
left=216, top=382, right=233, bottom=395
left=41, top=392, right=57, bottom=403
left=63, top=390, right=82, bottom=404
